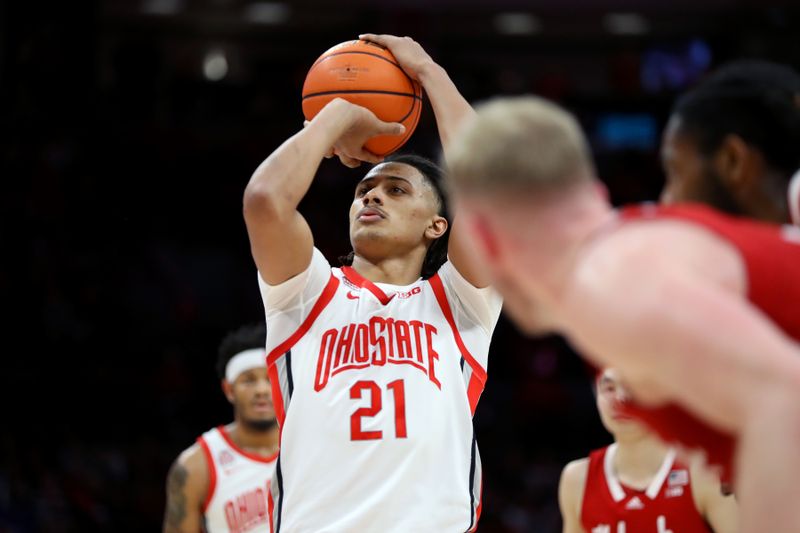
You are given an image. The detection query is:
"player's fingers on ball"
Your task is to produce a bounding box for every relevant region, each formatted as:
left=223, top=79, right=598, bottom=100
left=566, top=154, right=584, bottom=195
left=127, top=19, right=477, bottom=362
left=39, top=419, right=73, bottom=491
left=356, top=149, right=383, bottom=165
left=338, top=154, right=361, bottom=168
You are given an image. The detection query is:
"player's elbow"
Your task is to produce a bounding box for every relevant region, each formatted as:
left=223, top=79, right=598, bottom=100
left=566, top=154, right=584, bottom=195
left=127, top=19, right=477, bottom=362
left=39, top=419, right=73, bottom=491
left=243, top=179, right=287, bottom=225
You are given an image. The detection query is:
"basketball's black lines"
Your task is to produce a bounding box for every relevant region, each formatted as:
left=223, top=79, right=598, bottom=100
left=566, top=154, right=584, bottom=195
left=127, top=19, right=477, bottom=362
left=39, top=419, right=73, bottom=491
left=302, top=89, right=421, bottom=100
left=311, top=50, right=401, bottom=70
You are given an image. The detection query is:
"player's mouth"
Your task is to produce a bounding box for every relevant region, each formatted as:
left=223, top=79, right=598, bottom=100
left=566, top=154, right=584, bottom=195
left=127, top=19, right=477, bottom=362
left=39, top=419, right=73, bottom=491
left=357, top=207, right=386, bottom=222
left=253, top=401, right=273, bottom=413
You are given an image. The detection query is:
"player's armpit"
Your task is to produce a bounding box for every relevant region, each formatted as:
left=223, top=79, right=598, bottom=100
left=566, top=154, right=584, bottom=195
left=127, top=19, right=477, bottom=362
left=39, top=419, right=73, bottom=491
left=690, top=463, right=738, bottom=533
left=163, top=448, right=207, bottom=533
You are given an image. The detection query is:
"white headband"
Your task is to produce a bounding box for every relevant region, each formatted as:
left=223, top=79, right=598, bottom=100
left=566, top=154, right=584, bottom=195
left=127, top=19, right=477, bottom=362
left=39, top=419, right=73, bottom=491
left=225, top=348, right=267, bottom=383
left=789, top=168, right=800, bottom=227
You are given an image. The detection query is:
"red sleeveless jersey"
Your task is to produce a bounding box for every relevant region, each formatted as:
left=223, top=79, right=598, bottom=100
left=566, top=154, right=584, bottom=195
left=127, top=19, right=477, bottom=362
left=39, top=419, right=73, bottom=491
left=617, top=203, right=800, bottom=483
left=581, top=445, right=711, bottom=533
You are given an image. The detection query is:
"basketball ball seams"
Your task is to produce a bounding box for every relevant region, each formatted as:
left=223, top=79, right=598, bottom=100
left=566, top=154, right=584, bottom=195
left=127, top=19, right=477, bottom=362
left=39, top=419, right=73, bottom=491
left=303, top=40, right=423, bottom=155
left=375, top=99, right=421, bottom=155
left=311, top=50, right=401, bottom=70
left=302, top=89, right=421, bottom=100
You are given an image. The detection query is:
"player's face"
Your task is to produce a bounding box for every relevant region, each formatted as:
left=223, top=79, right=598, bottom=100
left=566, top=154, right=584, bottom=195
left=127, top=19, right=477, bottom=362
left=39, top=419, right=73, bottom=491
left=596, top=369, right=647, bottom=439
left=349, top=162, right=446, bottom=260
left=660, top=116, right=736, bottom=211
left=230, top=366, right=275, bottom=428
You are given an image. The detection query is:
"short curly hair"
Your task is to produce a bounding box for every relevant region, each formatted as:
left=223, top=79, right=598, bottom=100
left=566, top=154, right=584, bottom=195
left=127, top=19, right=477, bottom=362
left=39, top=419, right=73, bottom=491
left=339, top=153, right=450, bottom=280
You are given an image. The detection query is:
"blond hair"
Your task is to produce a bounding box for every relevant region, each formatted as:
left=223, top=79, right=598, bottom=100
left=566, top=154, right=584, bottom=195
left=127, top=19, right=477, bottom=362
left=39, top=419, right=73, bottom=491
left=448, top=96, right=595, bottom=195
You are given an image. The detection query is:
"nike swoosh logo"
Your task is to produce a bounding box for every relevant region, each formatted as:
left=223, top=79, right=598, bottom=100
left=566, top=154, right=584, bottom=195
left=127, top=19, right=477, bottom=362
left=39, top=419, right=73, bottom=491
left=346, top=291, right=360, bottom=300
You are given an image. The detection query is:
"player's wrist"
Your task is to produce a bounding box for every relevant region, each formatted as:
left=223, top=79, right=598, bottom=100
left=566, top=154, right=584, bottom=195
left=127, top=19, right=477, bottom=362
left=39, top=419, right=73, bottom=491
left=416, top=60, right=443, bottom=85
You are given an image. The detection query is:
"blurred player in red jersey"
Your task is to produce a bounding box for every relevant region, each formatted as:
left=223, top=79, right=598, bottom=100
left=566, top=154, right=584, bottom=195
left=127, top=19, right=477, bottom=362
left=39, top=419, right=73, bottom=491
left=660, top=60, right=800, bottom=226
left=559, top=369, right=737, bottom=533
left=612, top=59, right=800, bottom=495
left=446, top=95, right=800, bottom=532
left=163, top=324, right=278, bottom=533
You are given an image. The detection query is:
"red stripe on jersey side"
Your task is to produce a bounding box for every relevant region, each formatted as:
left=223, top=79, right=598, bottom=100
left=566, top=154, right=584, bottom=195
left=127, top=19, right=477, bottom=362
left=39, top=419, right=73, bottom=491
left=266, top=273, right=340, bottom=366
left=428, top=273, right=487, bottom=414
left=197, top=436, right=217, bottom=514
left=341, top=266, right=396, bottom=305
left=217, top=425, right=278, bottom=464
left=267, top=363, right=286, bottom=428
left=267, top=490, right=275, bottom=533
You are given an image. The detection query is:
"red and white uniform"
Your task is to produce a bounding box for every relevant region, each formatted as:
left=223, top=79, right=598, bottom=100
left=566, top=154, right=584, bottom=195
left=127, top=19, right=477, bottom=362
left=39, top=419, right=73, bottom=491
left=581, top=444, right=711, bottom=533
left=198, top=426, right=279, bottom=533
left=618, top=203, right=800, bottom=482
left=259, top=249, right=502, bottom=532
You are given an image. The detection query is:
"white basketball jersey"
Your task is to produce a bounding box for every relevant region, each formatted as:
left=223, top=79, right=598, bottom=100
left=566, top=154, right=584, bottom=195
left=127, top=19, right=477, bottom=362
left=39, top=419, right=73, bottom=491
left=259, top=248, right=502, bottom=532
left=198, top=426, right=278, bottom=533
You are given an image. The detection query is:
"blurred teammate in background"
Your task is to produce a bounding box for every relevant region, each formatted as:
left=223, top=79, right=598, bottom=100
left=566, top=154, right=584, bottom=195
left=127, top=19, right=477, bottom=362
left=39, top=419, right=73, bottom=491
left=163, top=324, right=278, bottom=533
left=559, top=369, right=737, bottom=533
left=660, top=59, right=800, bottom=226
left=446, top=95, right=800, bottom=532
left=243, top=34, right=500, bottom=532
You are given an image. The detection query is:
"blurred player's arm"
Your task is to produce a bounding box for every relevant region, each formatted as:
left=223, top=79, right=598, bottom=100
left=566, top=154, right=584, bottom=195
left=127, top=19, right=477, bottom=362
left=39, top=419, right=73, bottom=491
left=163, top=444, right=208, bottom=533
left=243, top=99, right=404, bottom=285
left=558, top=459, right=588, bottom=533
left=690, top=463, right=738, bottom=533
left=359, top=33, right=490, bottom=287
left=566, top=230, right=800, bottom=533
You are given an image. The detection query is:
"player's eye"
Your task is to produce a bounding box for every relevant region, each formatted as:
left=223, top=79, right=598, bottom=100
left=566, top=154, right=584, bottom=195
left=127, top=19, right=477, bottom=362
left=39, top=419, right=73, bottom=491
left=390, top=186, right=404, bottom=194
left=356, top=187, right=369, bottom=197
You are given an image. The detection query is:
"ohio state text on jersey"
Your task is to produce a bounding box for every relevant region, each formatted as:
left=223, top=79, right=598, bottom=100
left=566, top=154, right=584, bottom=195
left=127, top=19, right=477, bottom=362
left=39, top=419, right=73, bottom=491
left=197, top=426, right=278, bottom=533
left=258, top=249, right=502, bottom=532
left=581, top=444, right=711, bottom=533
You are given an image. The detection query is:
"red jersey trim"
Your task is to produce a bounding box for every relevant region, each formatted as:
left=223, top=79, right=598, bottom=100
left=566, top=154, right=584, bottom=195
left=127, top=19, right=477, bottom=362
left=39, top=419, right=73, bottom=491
left=216, top=425, right=278, bottom=464
left=267, top=490, right=275, bottom=533
left=428, top=272, right=487, bottom=414
left=266, top=273, right=340, bottom=426
left=196, top=436, right=217, bottom=514
left=341, top=266, right=397, bottom=305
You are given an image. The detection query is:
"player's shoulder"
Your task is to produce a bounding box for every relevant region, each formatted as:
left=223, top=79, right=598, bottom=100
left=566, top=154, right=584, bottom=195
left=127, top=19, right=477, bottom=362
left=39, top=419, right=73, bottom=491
left=170, top=441, right=210, bottom=488
left=560, top=457, right=590, bottom=489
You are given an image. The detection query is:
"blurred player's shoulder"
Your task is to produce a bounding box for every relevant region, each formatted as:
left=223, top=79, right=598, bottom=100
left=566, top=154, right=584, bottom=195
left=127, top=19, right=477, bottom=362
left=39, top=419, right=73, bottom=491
left=559, top=457, right=590, bottom=496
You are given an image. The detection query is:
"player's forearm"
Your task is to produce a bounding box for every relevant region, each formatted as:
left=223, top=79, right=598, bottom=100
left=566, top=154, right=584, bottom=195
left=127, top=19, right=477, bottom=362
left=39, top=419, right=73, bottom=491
left=737, top=388, right=800, bottom=532
left=244, top=100, right=353, bottom=221
left=417, top=62, right=475, bottom=160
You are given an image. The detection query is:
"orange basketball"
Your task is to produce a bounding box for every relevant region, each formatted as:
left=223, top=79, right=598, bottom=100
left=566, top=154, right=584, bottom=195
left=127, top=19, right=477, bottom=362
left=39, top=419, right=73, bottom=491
left=302, top=40, right=422, bottom=157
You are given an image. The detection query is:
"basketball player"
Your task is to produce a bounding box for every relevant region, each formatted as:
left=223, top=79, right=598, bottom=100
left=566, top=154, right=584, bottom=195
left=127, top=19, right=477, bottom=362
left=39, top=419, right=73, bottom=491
left=163, top=324, right=278, bottom=533
left=445, top=96, right=800, bottom=532
left=660, top=60, right=800, bottom=225
left=609, top=59, right=800, bottom=493
left=243, top=35, right=501, bottom=531
left=559, top=369, right=737, bottom=533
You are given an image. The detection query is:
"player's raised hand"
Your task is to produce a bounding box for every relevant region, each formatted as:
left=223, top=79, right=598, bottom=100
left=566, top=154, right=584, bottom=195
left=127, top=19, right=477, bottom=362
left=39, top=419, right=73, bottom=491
left=359, top=34, right=435, bottom=81
left=321, top=98, right=405, bottom=167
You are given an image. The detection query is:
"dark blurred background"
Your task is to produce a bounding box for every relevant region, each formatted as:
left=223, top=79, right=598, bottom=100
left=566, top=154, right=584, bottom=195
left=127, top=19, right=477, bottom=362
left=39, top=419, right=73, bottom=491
left=2, top=0, right=799, bottom=531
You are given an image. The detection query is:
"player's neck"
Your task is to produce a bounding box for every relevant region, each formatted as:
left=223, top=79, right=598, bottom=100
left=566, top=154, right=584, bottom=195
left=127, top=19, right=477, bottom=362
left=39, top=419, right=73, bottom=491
left=612, top=436, right=670, bottom=489
left=350, top=252, right=425, bottom=285
left=522, top=193, right=615, bottom=301
left=226, top=421, right=279, bottom=456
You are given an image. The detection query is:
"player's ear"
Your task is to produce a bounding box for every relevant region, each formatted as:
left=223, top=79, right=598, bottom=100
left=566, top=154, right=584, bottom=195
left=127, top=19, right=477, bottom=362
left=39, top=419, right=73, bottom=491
left=425, top=215, right=448, bottom=240
left=714, top=134, right=757, bottom=189
left=222, top=380, right=235, bottom=404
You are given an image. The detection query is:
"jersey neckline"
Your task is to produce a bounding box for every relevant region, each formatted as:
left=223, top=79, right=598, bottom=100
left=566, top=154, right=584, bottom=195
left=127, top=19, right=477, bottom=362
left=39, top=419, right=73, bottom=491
left=217, top=425, right=279, bottom=464
left=603, top=443, right=676, bottom=502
